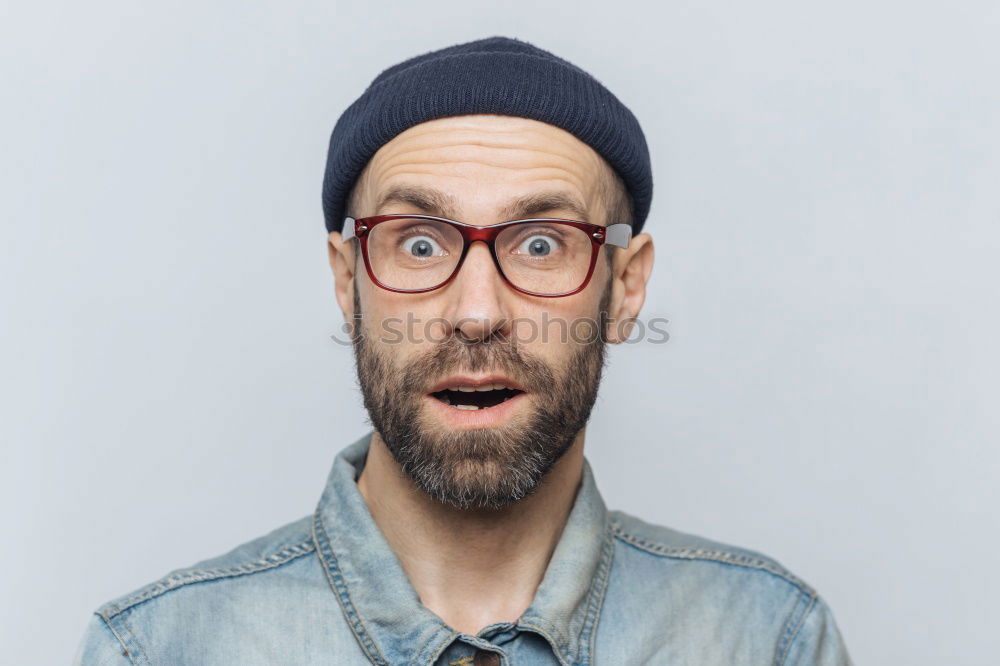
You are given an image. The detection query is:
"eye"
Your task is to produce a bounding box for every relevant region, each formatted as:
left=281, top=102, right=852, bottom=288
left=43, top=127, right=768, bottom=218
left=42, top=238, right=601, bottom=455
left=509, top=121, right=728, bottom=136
left=401, top=235, right=443, bottom=258
left=517, top=235, right=557, bottom=257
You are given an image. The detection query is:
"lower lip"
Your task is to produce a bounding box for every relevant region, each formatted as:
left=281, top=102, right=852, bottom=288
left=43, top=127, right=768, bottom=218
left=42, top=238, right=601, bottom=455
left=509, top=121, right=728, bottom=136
left=423, top=391, right=529, bottom=429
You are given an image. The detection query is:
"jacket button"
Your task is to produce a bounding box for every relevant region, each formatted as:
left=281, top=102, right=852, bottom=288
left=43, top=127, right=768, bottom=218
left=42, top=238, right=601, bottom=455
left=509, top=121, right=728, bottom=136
left=473, top=649, right=500, bottom=666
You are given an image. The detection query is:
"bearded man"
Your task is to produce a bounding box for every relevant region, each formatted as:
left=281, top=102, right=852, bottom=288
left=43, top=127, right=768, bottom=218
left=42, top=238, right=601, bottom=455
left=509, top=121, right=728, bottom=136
left=75, top=36, right=851, bottom=666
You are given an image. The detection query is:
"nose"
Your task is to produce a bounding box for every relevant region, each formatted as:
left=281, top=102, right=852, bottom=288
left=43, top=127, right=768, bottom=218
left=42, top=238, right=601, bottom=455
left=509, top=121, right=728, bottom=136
left=445, top=241, right=512, bottom=343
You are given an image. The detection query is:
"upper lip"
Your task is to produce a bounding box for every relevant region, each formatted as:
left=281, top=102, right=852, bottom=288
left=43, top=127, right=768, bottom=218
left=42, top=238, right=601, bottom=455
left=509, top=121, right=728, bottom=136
left=427, top=374, right=526, bottom=393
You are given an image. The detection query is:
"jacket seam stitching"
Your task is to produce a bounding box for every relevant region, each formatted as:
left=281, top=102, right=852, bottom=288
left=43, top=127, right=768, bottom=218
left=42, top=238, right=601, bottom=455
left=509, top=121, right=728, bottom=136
left=117, top=610, right=151, bottom=665
left=98, top=537, right=315, bottom=620
left=516, top=529, right=614, bottom=666
left=610, top=522, right=814, bottom=595
left=775, top=592, right=818, bottom=666
left=312, top=509, right=389, bottom=666
left=102, top=607, right=149, bottom=665
left=577, top=524, right=615, bottom=666
left=96, top=612, right=140, bottom=665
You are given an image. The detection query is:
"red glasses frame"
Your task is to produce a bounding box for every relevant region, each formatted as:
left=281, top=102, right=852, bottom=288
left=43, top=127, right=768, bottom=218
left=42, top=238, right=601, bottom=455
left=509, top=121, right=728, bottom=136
left=342, top=214, right=632, bottom=298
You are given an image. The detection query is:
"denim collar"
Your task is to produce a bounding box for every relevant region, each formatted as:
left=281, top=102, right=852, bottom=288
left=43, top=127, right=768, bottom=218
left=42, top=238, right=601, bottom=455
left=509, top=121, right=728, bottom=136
left=312, top=432, right=614, bottom=666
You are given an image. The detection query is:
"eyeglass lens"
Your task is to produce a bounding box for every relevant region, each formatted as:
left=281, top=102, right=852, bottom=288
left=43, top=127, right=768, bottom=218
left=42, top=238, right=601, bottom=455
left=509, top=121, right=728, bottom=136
left=365, top=218, right=594, bottom=294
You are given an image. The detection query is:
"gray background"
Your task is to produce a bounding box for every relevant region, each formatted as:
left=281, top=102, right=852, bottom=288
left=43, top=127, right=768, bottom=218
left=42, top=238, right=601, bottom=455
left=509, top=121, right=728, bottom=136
left=2, top=1, right=998, bottom=664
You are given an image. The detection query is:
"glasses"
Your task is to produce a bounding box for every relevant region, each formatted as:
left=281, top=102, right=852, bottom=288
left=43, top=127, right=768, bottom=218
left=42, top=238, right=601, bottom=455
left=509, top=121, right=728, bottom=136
left=342, top=214, right=631, bottom=298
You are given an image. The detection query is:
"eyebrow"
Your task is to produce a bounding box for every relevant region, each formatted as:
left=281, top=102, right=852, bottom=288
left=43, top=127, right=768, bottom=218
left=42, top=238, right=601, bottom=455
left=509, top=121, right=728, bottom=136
left=375, top=185, right=460, bottom=219
left=374, top=185, right=592, bottom=223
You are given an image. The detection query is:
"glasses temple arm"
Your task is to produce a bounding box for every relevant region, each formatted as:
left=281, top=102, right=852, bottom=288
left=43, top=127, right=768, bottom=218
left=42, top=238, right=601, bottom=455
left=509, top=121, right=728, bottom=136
left=604, top=223, right=632, bottom=248
left=342, top=217, right=356, bottom=240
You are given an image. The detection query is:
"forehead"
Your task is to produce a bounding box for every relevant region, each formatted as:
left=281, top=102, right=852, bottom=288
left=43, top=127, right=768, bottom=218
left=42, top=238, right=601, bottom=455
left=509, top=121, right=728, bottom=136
left=354, top=115, right=610, bottom=223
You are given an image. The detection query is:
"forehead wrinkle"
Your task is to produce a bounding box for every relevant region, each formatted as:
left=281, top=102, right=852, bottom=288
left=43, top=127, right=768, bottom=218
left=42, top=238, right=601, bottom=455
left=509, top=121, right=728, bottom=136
left=395, top=134, right=591, bottom=159
left=373, top=180, right=597, bottom=225
left=375, top=149, right=597, bottom=196
left=373, top=163, right=601, bottom=220
left=377, top=143, right=597, bottom=176
left=379, top=160, right=592, bottom=189
left=375, top=126, right=603, bottom=172
left=406, top=116, right=601, bottom=155
left=367, top=125, right=606, bottom=222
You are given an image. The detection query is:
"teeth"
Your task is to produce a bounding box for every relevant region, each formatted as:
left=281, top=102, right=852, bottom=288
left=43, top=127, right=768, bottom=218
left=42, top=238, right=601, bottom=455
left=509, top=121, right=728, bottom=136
left=445, top=383, right=511, bottom=392
left=454, top=405, right=479, bottom=410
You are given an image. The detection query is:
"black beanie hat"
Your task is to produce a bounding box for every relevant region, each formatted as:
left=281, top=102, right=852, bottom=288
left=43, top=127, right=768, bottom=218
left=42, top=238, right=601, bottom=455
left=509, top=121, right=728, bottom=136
left=321, top=36, right=653, bottom=234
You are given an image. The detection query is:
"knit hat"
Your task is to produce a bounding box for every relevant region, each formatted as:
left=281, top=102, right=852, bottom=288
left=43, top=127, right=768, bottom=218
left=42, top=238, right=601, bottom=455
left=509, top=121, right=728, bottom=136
left=321, top=36, right=653, bottom=234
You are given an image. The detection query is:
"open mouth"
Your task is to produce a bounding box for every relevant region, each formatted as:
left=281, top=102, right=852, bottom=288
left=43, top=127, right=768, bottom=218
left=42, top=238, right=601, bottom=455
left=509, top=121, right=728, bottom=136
left=430, top=385, right=525, bottom=411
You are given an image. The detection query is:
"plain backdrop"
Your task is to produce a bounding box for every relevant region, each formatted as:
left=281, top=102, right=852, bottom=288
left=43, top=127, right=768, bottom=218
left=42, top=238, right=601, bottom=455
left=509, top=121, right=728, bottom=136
left=2, top=1, right=998, bottom=664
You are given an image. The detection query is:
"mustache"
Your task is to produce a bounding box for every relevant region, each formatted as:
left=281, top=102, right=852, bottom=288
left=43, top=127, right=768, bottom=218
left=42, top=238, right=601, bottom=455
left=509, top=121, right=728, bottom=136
left=400, top=335, right=555, bottom=395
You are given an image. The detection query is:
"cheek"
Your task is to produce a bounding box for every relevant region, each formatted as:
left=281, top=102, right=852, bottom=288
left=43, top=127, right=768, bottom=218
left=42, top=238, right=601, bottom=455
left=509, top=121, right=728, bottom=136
left=358, top=293, right=453, bottom=351
left=509, top=296, right=605, bottom=354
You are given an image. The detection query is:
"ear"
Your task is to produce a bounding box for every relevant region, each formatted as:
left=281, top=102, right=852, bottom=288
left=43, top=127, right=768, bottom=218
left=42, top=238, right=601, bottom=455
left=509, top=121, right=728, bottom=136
left=605, top=232, right=654, bottom=344
left=327, top=230, right=357, bottom=325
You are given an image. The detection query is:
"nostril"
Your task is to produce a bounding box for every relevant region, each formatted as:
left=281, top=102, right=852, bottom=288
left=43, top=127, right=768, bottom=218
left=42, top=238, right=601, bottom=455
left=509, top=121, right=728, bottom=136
left=454, top=319, right=507, bottom=344
left=454, top=327, right=488, bottom=346
left=454, top=328, right=478, bottom=344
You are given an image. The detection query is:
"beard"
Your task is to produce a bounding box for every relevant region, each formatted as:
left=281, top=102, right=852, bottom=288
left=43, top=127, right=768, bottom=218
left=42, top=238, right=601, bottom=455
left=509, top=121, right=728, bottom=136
left=351, top=282, right=610, bottom=510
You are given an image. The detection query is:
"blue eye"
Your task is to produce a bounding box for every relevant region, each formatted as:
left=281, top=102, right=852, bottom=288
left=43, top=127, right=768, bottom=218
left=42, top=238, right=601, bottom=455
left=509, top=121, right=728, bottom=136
left=402, top=236, right=442, bottom=258
left=517, top=235, right=555, bottom=256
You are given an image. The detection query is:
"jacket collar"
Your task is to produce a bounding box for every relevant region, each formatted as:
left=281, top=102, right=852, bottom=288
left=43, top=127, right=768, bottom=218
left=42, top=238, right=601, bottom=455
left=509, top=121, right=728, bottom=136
left=312, top=432, right=614, bottom=666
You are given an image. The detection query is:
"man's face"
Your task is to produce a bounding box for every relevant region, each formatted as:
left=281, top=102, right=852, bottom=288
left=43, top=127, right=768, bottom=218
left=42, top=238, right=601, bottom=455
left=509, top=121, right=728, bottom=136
left=331, top=115, right=628, bottom=510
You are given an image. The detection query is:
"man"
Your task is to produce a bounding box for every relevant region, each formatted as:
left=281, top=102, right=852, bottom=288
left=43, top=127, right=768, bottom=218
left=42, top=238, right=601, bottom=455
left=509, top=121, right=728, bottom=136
left=75, top=36, right=851, bottom=665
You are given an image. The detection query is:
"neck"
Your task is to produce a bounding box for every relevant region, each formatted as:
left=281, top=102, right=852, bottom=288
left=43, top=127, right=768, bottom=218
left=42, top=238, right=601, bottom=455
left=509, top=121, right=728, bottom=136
left=356, top=431, right=585, bottom=636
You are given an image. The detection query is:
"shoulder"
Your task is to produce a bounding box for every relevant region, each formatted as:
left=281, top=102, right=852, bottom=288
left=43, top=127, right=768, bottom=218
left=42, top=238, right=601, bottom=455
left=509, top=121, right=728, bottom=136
left=96, top=514, right=316, bottom=622
left=607, top=509, right=815, bottom=596
left=76, top=515, right=330, bottom=664
left=603, top=510, right=846, bottom=664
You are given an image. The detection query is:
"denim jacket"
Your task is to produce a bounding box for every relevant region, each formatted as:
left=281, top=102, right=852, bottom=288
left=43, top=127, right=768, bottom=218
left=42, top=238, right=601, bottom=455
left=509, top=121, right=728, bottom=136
left=75, top=432, right=851, bottom=665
